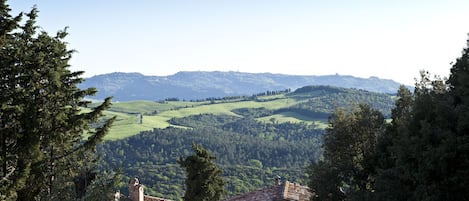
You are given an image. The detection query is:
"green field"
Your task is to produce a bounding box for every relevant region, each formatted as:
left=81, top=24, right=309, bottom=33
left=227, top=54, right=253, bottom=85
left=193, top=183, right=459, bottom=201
left=257, top=112, right=329, bottom=129
left=95, top=94, right=321, bottom=140
left=91, top=86, right=396, bottom=140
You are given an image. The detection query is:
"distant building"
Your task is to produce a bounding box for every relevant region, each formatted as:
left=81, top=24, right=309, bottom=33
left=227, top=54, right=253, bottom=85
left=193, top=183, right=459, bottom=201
left=115, top=178, right=172, bottom=201
left=222, top=180, right=312, bottom=201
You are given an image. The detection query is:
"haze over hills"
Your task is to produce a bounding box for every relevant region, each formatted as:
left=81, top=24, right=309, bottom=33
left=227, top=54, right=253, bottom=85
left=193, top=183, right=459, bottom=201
left=79, top=71, right=406, bottom=101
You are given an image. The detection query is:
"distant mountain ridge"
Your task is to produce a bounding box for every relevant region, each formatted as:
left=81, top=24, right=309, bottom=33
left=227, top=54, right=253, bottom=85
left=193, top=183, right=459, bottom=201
left=79, top=71, right=406, bottom=101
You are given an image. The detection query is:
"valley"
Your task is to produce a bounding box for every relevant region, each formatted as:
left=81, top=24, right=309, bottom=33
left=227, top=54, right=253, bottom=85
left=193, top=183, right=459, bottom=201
left=95, top=85, right=396, bottom=199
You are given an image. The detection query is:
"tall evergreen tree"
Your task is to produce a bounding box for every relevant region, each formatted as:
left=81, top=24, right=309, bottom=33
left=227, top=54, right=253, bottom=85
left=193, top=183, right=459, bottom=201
left=81, top=169, right=124, bottom=201
left=0, top=2, right=115, bottom=200
left=178, top=143, right=226, bottom=201
left=372, top=85, right=414, bottom=201
left=372, top=38, right=469, bottom=200
left=0, top=1, right=23, bottom=199
left=388, top=72, right=457, bottom=201
left=439, top=36, right=469, bottom=199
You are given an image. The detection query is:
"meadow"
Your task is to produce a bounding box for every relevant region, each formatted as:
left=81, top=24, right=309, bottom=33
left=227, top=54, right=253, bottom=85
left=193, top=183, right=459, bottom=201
left=97, top=93, right=325, bottom=140
left=94, top=86, right=395, bottom=140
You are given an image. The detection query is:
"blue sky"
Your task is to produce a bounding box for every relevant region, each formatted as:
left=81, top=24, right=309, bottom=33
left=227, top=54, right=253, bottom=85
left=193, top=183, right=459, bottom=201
left=8, top=0, right=469, bottom=85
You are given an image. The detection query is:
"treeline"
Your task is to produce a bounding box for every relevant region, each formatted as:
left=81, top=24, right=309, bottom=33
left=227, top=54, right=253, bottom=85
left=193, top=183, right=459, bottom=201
left=162, top=89, right=291, bottom=103
left=99, top=114, right=323, bottom=200
left=308, top=39, right=469, bottom=200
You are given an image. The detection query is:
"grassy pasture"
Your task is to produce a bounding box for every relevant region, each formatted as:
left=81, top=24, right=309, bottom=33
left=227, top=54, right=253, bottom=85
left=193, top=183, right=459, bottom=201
left=157, top=98, right=295, bottom=118
left=92, top=94, right=324, bottom=140
left=92, top=100, right=208, bottom=114
left=104, top=112, right=170, bottom=140
left=256, top=111, right=329, bottom=129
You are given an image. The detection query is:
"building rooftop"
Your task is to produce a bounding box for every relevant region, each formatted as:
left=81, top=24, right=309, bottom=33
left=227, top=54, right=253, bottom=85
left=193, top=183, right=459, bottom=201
left=222, top=181, right=312, bottom=201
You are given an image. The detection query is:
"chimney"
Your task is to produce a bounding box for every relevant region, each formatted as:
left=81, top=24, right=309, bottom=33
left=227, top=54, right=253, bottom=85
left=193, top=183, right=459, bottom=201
left=275, top=175, right=282, bottom=185
left=128, top=178, right=144, bottom=201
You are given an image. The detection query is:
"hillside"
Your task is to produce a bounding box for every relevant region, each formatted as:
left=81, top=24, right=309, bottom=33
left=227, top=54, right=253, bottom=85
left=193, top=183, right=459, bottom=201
left=97, top=85, right=397, bottom=200
left=99, top=85, right=395, bottom=140
left=79, top=71, right=405, bottom=101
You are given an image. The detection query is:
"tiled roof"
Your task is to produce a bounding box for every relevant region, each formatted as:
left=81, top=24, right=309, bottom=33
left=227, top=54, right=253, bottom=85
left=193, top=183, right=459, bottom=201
left=143, top=195, right=173, bottom=201
left=282, top=181, right=312, bottom=201
left=222, top=181, right=311, bottom=201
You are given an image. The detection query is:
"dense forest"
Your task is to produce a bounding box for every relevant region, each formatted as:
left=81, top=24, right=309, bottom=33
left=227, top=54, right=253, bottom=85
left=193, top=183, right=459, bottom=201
left=99, top=114, right=324, bottom=199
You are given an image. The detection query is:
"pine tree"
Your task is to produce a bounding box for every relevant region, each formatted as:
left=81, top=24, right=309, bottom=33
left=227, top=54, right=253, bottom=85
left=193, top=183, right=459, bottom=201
left=178, top=143, right=226, bottom=201
left=0, top=1, right=23, bottom=199
left=0, top=2, right=115, bottom=200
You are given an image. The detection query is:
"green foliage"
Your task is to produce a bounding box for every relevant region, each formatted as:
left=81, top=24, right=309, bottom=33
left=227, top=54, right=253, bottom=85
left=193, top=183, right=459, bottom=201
left=310, top=37, right=469, bottom=201
left=178, top=143, right=227, bottom=201
left=99, top=114, right=322, bottom=199
left=445, top=37, right=469, bottom=199
left=90, top=100, right=207, bottom=115
left=373, top=71, right=463, bottom=200
left=289, top=85, right=394, bottom=118
left=308, top=161, right=344, bottom=201
left=82, top=169, right=124, bottom=201
left=371, top=85, right=414, bottom=201
left=94, top=85, right=395, bottom=200
left=0, top=2, right=114, bottom=200
left=308, top=105, right=386, bottom=201
left=99, top=86, right=396, bottom=140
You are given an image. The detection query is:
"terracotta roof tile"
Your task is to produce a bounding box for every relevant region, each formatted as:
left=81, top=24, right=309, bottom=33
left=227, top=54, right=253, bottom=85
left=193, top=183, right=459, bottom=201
left=222, top=181, right=311, bottom=201
left=143, top=195, right=173, bottom=201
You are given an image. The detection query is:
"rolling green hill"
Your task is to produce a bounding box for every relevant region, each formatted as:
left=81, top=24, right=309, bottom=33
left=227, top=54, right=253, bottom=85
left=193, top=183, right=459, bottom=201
left=96, top=85, right=397, bottom=200
left=98, top=85, right=395, bottom=140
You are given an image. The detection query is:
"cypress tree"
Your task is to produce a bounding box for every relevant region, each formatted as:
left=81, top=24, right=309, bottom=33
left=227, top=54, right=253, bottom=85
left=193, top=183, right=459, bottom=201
left=178, top=143, right=226, bottom=201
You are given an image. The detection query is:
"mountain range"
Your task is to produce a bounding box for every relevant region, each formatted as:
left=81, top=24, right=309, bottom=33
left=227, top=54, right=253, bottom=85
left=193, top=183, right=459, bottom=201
left=79, top=71, right=406, bottom=101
